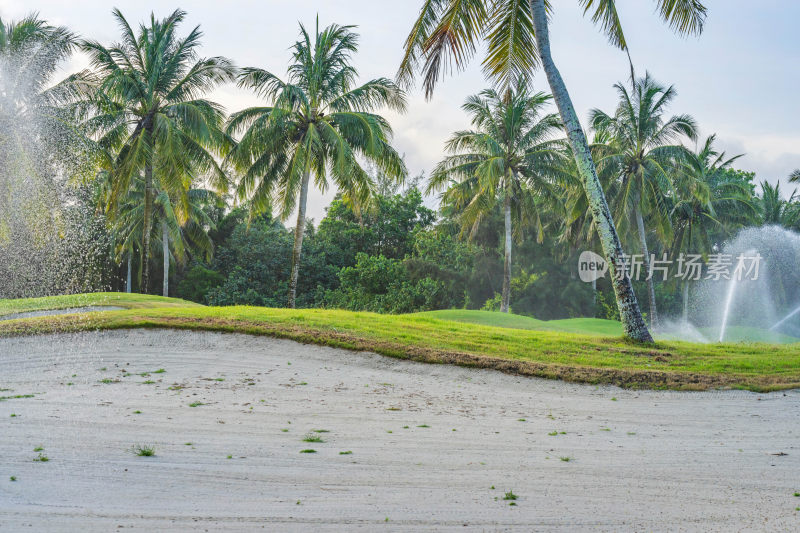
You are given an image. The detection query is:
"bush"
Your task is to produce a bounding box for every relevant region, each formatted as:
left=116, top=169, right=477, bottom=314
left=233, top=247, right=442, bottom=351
left=175, top=264, right=224, bottom=303
left=324, top=253, right=447, bottom=313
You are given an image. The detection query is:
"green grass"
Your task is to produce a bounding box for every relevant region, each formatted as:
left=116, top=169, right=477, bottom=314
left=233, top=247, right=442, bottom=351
left=417, top=309, right=625, bottom=336
left=0, top=292, right=200, bottom=317
left=132, top=444, right=155, bottom=457
left=417, top=309, right=800, bottom=342
left=2, top=293, right=800, bottom=391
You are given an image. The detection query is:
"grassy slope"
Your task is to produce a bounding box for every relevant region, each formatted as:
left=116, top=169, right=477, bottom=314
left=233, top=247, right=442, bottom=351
left=1, top=295, right=799, bottom=391
left=0, top=292, right=201, bottom=316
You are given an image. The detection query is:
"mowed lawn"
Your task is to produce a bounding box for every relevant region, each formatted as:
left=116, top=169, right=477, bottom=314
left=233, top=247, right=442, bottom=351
left=416, top=309, right=625, bottom=336
left=1, top=293, right=799, bottom=391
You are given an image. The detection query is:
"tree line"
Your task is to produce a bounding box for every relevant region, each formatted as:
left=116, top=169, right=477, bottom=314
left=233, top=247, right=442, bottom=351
left=2, top=3, right=798, bottom=342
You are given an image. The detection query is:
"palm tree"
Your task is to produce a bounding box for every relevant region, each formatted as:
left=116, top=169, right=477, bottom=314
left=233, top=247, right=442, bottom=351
left=0, top=14, right=86, bottom=241
left=80, top=8, right=234, bottom=293
left=227, top=20, right=407, bottom=308
left=0, top=13, right=80, bottom=140
left=399, top=0, right=707, bottom=341
left=112, top=178, right=217, bottom=296
left=589, top=73, right=697, bottom=328
left=759, top=181, right=800, bottom=229
left=429, top=79, right=565, bottom=312
left=670, top=135, right=756, bottom=320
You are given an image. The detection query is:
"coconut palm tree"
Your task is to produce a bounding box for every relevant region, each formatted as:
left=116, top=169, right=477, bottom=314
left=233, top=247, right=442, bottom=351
left=589, top=73, right=697, bottom=328
left=0, top=14, right=88, bottom=241
left=79, top=8, right=234, bottom=293
left=400, top=0, right=707, bottom=341
left=759, top=181, right=800, bottom=229
left=227, top=20, right=407, bottom=308
left=111, top=178, right=217, bottom=296
left=670, top=135, right=756, bottom=320
left=0, top=13, right=80, bottom=139
left=429, top=79, right=565, bottom=312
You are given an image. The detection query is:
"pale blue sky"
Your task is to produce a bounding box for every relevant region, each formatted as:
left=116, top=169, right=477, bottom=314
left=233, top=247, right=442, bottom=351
left=2, top=0, right=798, bottom=221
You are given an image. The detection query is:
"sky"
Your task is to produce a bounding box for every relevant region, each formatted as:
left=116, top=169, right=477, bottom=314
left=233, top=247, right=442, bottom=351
left=2, top=0, right=798, bottom=222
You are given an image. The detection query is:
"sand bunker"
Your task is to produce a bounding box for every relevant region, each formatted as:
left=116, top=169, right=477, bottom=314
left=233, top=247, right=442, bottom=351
left=0, top=306, right=126, bottom=321
left=1, top=329, right=798, bottom=531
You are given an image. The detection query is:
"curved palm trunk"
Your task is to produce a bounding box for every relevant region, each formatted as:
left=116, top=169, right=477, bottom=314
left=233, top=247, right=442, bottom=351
left=530, top=0, right=652, bottom=343
left=501, top=189, right=512, bottom=313
left=634, top=206, right=658, bottom=328
left=162, top=220, right=169, bottom=297
left=288, top=170, right=311, bottom=308
left=126, top=252, right=132, bottom=293
left=141, top=163, right=154, bottom=294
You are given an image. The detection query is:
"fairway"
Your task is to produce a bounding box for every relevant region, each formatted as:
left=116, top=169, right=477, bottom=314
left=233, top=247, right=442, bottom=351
left=2, top=293, right=800, bottom=391
left=416, top=309, right=624, bottom=336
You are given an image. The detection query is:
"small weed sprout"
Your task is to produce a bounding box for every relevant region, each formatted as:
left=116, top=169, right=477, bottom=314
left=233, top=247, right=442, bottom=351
left=132, top=444, right=156, bottom=457
left=302, top=433, right=324, bottom=443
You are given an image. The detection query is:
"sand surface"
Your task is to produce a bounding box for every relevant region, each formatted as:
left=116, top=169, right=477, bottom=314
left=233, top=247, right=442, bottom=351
left=1, top=329, right=799, bottom=532
left=0, top=306, right=126, bottom=321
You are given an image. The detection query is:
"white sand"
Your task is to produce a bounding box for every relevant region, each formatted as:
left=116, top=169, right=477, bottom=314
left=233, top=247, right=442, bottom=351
left=0, top=306, right=126, bottom=321
left=1, top=329, right=798, bottom=532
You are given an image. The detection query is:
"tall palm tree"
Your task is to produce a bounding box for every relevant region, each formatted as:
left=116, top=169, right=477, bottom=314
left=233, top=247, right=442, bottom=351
left=670, top=135, right=756, bottom=320
left=80, top=8, right=234, bottom=293
left=227, top=20, right=407, bottom=308
left=399, top=0, right=707, bottom=341
left=429, top=79, right=565, bottom=312
left=589, top=73, right=697, bottom=328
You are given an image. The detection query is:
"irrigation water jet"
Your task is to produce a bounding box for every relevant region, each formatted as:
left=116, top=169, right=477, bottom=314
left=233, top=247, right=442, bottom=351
left=770, top=303, right=800, bottom=331
left=717, top=251, right=753, bottom=343
left=659, top=226, right=800, bottom=344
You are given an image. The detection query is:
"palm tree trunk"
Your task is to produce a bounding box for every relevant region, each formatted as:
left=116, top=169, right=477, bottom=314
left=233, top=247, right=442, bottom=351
left=141, top=163, right=154, bottom=294
left=126, top=252, right=132, bottom=294
left=682, top=280, right=689, bottom=324
left=288, top=170, right=311, bottom=308
left=501, top=189, right=512, bottom=313
left=634, top=206, right=658, bottom=329
left=530, top=0, right=652, bottom=343
left=162, top=220, right=169, bottom=297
